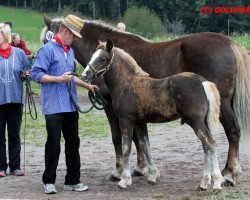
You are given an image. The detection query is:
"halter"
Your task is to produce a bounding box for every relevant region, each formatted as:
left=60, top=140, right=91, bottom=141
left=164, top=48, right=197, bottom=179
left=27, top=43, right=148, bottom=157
left=88, top=53, right=114, bottom=78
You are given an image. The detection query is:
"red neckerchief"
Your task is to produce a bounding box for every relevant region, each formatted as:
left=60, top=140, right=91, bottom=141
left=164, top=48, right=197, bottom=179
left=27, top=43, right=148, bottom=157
left=54, top=34, right=70, bottom=53
left=0, top=44, right=12, bottom=59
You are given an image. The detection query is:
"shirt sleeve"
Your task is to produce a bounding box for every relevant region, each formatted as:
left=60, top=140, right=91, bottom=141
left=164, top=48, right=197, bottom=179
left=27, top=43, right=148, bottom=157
left=31, top=45, right=52, bottom=82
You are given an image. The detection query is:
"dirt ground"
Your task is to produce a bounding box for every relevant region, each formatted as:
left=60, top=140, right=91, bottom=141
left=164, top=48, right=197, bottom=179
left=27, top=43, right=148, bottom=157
left=1, top=99, right=250, bottom=199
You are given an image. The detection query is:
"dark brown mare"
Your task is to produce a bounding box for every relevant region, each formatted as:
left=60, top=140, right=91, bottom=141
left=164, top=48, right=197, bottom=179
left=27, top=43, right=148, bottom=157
left=82, top=39, right=223, bottom=192
left=42, top=15, right=250, bottom=186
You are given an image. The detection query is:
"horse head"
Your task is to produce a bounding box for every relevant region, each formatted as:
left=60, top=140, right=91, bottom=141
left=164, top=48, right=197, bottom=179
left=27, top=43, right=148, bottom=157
left=41, top=14, right=61, bottom=44
left=82, top=39, right=114, bottom=81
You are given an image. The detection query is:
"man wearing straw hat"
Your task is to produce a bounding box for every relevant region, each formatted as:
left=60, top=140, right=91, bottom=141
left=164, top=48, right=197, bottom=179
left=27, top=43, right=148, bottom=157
left=31, top=14, right=98, bottom=194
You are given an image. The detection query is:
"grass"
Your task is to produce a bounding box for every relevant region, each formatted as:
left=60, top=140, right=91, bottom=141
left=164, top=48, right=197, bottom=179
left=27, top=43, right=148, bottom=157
left=0, top=6, right=44, bottom=47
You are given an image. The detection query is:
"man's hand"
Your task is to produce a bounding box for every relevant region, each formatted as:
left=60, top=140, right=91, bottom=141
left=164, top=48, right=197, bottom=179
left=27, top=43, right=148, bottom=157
left=22, top=70, right=31, bottom=78
left=88, top=84, right=99, bottom=93
left=59, top=72, right=73, bottom=83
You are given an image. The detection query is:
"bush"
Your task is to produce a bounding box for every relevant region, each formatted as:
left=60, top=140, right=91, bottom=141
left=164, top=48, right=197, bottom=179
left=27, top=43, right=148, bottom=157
left=122, top=6, right=164, bottom=39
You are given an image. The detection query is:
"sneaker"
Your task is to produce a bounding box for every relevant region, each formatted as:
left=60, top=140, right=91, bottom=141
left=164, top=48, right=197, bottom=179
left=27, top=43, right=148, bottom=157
left=44, top=184, right=57, bottom=194
left=0, top=171, right=6, bottom=177
left=63, top=183, right=88, bottom=192
left=10, top=169, right=24, bottom=176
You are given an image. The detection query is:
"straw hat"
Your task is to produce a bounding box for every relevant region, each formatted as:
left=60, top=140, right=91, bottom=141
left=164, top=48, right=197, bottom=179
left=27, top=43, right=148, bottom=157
left=61, top=14, right=84, bottom=38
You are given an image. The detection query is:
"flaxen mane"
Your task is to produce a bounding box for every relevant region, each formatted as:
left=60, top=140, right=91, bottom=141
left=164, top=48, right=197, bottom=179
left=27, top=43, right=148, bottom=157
left=97, top=42, right=149, bottom=77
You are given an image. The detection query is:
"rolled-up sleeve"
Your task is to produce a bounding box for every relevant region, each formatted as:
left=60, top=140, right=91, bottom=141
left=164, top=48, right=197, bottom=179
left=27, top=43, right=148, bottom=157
left=31, top=46, right=51, bottom=82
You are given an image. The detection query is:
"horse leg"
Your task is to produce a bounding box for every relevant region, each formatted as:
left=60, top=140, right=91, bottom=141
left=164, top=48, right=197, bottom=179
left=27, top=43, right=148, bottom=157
left=189, top=120, right=223, bottom=193
left=199, top=146, right=212, bottom=190
left=220, top=99, right=242, bottom=186
left=104, top=106, right=147, bottom=181
left=104, top=105, right=123, bottom=181
left=118, top=118, right=135, bottom=189
left=131, top=122, right=148, bottom=177
left=137, top=130, right=160, bottom=184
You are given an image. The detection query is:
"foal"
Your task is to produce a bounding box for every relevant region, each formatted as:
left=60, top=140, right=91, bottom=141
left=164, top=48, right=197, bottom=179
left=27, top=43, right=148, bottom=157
left=82, top=39, right=223, bottom=192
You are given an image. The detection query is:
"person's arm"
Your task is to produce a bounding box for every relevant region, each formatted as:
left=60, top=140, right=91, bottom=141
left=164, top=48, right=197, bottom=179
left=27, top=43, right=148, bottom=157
left=74, top=76, right=99, bottom=93
left=40, top=72, right=73, bottom=83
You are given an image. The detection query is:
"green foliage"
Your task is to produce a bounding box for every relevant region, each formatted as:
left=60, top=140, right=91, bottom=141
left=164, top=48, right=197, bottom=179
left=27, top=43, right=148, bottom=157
left=0, top=6, right=44, bottom=53
left=122, top=6, right=165, bottom=39
left=230, top=33, right=250, bottom=50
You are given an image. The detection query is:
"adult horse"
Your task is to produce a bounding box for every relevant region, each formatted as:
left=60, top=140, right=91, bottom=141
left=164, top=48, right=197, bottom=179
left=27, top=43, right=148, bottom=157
left=41, top=15, right=250, bottom=186
left=82, top=39, right=223, bottom=192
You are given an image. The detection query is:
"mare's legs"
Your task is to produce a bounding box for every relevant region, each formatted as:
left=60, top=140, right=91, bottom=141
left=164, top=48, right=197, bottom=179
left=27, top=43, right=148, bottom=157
left=220, top=99, right=241, bottom=186
left=189, top=120, right=223, bottom=192
left=137, top=129, right=160, bottom=184
left=118, top=118, right=135, bottom=189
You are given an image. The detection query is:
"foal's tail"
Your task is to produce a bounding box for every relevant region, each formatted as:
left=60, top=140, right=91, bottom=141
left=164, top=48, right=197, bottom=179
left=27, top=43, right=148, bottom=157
left=202, top=81, right=221, bottom=131
left=230, top=43, right=250, bottom=139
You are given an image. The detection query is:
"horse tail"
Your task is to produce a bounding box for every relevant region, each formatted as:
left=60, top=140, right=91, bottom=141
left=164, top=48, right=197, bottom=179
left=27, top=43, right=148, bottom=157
left=230, top=43, right=250, bottom=139
left=202, top=81, right=221, bottom=131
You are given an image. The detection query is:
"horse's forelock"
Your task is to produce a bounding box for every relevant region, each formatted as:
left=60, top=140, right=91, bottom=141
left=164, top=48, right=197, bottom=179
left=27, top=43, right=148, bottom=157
left=96, top=42, right=106, bottom=50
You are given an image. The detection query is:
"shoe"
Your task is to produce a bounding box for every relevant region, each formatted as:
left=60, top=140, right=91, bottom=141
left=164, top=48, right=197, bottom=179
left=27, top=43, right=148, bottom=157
left=10, top=169, right=24, bottom=176
left=64, top=183, right=88, bottom=192
left=0, top=171, right=6, bottom=177
left=44, top=184, right=57, bottom=194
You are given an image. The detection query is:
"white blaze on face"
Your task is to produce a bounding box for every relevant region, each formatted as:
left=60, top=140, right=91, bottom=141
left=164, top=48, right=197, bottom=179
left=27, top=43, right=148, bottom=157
left=82, top=49, right=103, bottom=77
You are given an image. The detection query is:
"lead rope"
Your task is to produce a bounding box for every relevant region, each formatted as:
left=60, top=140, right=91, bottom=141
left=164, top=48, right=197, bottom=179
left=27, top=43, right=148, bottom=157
left=23, top=77, right=38, bottom=173
left=66, top=80, right=107, bottom=113
left=23, top=88, right=27, bottom=173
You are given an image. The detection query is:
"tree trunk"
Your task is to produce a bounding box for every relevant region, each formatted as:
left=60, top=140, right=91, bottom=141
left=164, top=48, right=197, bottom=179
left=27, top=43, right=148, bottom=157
left=102, top=1, right=105, bottom=18
left=15, top=0, right=18, bottom=7
left=24, top=0, right=26, bottom=8
left=58, top=0, right=61, bottom=12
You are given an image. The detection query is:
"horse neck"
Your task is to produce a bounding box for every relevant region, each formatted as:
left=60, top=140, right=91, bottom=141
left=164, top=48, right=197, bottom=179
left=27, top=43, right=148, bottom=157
left=84, top=21, right=148, bottom=48
left=103, top=51, right=141, bottom=92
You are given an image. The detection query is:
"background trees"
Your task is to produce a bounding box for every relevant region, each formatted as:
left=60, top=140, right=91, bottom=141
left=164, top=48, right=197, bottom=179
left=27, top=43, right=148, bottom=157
left=0, top=0, right=249, bottom=35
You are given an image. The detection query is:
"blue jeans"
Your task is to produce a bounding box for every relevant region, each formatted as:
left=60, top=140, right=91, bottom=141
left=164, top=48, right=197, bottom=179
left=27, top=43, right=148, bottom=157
left=0, top=103, right=22, bottom=172
left=42, top=112, right=81, bottom=185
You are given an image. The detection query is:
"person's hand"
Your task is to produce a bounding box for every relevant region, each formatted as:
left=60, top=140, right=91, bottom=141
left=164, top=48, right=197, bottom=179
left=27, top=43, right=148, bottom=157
left=88, top=84, right=99, bottom=93
left=23, top=70, right=30, bottom=78
left=59, top=72, right=73, bottom=83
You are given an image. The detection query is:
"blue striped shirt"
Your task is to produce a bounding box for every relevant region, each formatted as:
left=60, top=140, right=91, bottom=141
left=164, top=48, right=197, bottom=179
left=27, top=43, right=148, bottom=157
left=0, top=47, right=31, bottom=105
left=31, top=40, right=77, bottom=115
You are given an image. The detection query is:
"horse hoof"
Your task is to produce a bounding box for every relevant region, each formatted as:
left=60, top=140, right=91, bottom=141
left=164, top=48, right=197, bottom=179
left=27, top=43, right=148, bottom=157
left=221, top=178, right=235, bottom=187
left=197, top=186, right=207, bottom=191
left=118, top=181, right=127, bottom=189
left=131, top=169, right=145, bottom=177
left=106, top=175, right=121, bottom=182
left=147, top=179, right=157, bottom=185
left=213, top=188, right=222, bottom=194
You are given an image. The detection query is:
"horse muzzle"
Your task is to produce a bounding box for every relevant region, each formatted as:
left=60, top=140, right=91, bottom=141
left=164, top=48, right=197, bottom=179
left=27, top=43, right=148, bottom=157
left=81, top=69, right=95, bottom=82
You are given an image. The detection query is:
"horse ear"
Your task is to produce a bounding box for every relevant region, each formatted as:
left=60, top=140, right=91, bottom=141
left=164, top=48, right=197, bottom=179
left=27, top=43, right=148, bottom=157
left=44, top=13, right=52, bottom=28
left=106, top=38, right=113, bottom=52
